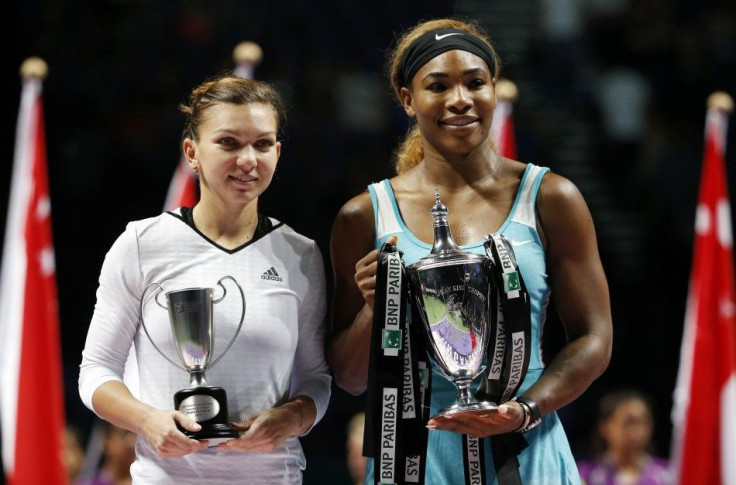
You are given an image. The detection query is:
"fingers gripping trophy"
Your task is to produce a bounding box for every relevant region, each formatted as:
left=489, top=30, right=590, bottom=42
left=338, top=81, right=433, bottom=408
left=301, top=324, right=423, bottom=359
left=139, top=275, right=245, bottom=445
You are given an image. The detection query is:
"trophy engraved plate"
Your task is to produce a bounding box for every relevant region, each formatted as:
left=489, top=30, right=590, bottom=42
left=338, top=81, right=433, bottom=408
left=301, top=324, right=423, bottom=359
left=406, top=190, right=498, bottom=419
left=140, top=275, right=246, bottom=445
left=179, top=395, right=220, bottom=422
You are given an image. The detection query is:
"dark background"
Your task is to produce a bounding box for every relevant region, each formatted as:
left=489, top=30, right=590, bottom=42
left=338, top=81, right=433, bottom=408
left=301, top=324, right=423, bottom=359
left=3, top=0, right=736, bottom=483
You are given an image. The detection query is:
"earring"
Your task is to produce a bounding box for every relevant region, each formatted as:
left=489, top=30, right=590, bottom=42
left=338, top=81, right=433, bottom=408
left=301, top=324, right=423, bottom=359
left=192, top=164, right=199, bottom=174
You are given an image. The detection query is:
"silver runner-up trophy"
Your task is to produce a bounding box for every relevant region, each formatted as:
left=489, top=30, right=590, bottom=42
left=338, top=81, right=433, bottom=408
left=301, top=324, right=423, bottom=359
left=405, top=190, right=498, bottom=419
left=139, top=275, right=245, bottom=445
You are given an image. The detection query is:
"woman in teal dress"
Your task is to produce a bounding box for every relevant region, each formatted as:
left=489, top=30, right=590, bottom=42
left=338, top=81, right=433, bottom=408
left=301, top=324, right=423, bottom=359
left=327, top=16, right=612, bottom=485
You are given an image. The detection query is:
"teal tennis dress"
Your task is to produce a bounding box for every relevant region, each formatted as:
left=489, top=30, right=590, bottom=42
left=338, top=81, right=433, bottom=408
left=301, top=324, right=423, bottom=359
left=364, top=164, right=581, bottom=485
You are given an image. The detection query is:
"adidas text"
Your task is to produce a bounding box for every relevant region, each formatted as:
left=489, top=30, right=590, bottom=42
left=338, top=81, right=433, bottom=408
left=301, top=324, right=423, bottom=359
left=261, top=267, right=283, bottom=282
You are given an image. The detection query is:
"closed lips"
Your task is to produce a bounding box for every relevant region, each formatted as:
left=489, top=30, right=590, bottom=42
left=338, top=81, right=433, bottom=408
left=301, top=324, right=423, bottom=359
left=231, top=175, right=256, bottom=182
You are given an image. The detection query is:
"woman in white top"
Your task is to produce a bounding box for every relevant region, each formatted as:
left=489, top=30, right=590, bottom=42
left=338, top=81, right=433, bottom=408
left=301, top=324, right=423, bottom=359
left=79, top=74, right=331, bottom=485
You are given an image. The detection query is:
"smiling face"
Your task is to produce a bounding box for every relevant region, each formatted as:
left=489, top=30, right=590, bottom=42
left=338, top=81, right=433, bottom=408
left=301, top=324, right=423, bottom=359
left=183, top=101, right=281, bottom=208
left=400, top=49, right=496, bottom=158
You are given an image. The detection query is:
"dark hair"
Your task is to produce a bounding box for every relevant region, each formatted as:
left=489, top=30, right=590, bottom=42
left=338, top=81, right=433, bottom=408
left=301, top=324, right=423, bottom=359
left=590, top=388, right=655, bottom=455
left=179, top=73, right=286, bottom=142
left=385, top=17, right=501, bottom=174
left=597, top=389, right=653, bottom=422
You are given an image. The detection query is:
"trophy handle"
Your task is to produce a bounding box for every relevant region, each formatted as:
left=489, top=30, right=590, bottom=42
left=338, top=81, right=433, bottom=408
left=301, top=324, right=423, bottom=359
left=153, top=284, right=169, bottom=310
left=139, top=282, right=187, bottom=372
left=208, top=275, right=246, bottom=369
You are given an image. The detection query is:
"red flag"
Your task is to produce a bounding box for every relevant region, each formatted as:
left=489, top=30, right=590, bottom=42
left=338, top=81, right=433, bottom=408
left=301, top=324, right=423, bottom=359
left=491, top=79, right=518, bottom=159
left=671, top=93, right=736, bottom=485
left=0, top=61, right=67, bottom=484
left=163, top=156, right=199, bottom=211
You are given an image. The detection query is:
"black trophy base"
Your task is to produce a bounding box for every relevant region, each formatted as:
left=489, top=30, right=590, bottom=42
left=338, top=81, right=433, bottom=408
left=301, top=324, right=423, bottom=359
left=181, top=422, right=240, bottom=447
left=175, top=385, right=239, bottom=447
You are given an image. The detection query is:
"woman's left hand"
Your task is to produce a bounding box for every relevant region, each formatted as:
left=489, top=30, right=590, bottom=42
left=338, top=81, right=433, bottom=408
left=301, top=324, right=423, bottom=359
left=426, top=401, right=524, bottom=438
left=217, top=405, right=300, bottom=452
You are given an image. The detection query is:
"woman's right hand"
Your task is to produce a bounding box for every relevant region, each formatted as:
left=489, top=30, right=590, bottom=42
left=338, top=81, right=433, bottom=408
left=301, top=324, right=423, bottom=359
left=355, top=235, right=398, bottom=309
left=139, top=408, right=209, bottom=458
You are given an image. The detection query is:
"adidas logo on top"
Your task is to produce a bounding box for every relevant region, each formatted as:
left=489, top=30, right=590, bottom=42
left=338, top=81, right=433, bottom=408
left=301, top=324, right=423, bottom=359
left=261, top=267, right=283, bottom=282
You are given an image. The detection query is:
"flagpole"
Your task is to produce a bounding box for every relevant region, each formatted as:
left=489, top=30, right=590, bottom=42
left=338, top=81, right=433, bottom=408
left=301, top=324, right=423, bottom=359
left=233, top=41, right=263, bottom=80
left=0, top=56, right=67, bottom=485
left=496, top=78, right=518, bottom=104
left=671, top=90, right=735, bottom=485
left=707, top=91, right=734, bottom=116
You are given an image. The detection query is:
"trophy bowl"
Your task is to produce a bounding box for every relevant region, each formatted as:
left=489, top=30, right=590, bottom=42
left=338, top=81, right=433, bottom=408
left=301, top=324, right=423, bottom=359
left=405, top=190, right=498, bottom=419
left=407, top=256, right=497, bottom=418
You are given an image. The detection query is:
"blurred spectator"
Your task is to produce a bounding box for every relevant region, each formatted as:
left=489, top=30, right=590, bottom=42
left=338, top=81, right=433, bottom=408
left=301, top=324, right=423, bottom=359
left=594, top=66, right=651, bottom=144
left=592, top=64, right=651, bottom=199
left=76, top=422, right=135, bottom=485
left=346, top=411, right=367, bottom=485
left=333, top=62, right=393, bottom=194
left=64, top=425, right=86, bottom=484
left=334, top=65, right=389, bottom=134
left=576, top=389, right=673, bottom=485
left=535, top=0, right=591, bottom=106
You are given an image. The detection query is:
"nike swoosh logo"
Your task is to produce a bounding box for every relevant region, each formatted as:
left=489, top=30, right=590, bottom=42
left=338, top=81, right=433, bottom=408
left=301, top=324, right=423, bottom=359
left=511, top=240, right=533, bottom=247
left=435, top=32, right=463, bottom=41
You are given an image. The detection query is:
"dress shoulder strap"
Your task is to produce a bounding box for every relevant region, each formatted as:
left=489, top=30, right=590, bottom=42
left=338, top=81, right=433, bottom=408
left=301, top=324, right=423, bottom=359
left=511, top=164, right=549, bottom=229
left=368, top=180, right=402, bottom=239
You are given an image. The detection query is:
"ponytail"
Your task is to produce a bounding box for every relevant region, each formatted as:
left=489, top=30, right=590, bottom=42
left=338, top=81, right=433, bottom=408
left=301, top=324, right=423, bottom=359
left=394, top=125, right=423, bottom=174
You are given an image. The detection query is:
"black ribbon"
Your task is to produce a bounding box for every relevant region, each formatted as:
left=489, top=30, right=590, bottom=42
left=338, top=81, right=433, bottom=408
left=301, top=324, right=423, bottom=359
left=476, top=234, right=532, bottom=403
left=463, top=434, right=487, bottom=485
left=365, top=236, right=532, bottom=484
left=476, top=234, right=533, bottom=484
left=364, top=243, right=430, bottom=484
left=491, top=434, right=529, bottom=485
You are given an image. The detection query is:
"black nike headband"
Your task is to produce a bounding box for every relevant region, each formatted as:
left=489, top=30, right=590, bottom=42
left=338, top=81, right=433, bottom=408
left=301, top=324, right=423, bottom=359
left=398, top=28, right=496, bottom=87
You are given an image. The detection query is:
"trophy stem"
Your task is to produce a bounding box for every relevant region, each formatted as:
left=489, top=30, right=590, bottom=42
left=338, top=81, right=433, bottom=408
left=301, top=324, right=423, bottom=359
left=455, top=378, right=476, bottom=406
left=188, top=369, right=208, bottom=388
left=433, top=378, right=498, bottom=419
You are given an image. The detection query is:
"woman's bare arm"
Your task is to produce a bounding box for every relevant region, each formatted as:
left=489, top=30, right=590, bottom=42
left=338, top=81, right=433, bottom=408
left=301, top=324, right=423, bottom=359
left=326, top=192, right=384, bottom=395
left=527, top=172, right=613, bottom=414
left=428, top=172, right=612, bottom=437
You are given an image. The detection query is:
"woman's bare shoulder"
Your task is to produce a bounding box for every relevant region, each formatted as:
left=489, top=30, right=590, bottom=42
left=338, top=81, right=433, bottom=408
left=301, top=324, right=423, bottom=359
left=536, top=169, right=597, bottom=250
left=331, top=189, right=377, bottom=248
left=537, top=170, right=586, bottom=206
left=335, top=190, right=373, bottom=224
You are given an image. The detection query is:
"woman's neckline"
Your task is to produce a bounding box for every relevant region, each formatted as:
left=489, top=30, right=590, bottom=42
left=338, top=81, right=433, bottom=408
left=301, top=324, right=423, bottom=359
left=382, top=163, right=533, bottom=248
